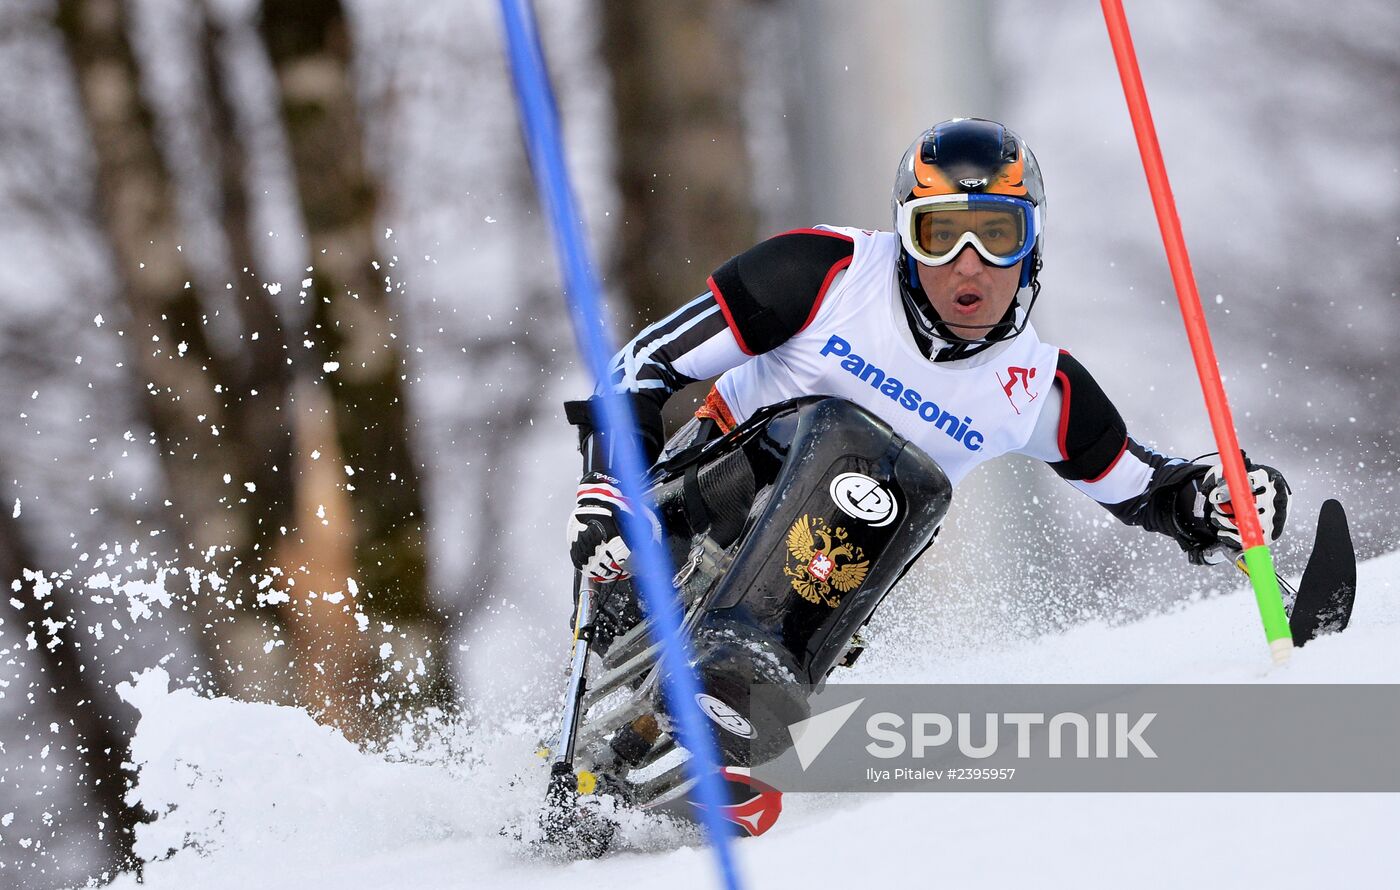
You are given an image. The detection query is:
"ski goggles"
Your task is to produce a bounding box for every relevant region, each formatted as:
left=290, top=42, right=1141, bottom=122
left=897, top=193, right=1040, bottom=268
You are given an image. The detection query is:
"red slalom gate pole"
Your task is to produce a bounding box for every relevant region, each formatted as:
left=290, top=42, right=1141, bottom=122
left=1100, top=0, right=1292, bottom=663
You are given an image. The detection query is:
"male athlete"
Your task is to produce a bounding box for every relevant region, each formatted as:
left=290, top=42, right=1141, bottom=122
left=565, top=118, right=1288, bottom=588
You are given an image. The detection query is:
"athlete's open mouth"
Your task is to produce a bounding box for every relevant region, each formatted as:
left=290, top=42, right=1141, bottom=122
left=953, top=291, right=983, bottom=313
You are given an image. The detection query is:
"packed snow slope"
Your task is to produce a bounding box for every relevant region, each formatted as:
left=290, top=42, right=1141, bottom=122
left=106, top=550, right=1400, bottom=890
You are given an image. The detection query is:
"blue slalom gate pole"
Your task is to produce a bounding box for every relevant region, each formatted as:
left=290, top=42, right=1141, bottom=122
left=496, top=2, right=744, bottom=888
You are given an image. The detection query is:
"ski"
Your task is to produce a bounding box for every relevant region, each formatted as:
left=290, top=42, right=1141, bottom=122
left=1285, top=499, right=1357, bottom=646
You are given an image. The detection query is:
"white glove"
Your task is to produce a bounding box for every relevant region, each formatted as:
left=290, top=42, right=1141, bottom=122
left=1190, top=463, right=1289, bottom=563
left=565, top=472, right=660, bottom=583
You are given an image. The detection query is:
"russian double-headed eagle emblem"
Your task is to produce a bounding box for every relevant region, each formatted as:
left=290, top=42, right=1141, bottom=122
left=784, top=515, right=870, bottom=607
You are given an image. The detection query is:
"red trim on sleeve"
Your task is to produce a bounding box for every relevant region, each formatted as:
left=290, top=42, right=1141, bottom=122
left=1053, top=368, right=1072, bottom=461
left=1054, top=347, right=1128, bottom=483
left=778, top=227, right=856, bottom=242
left=797, top=254, right=854, bottom=333
left=1084, top=438, right=1128, bottom=484
left=785, top=228, right=854, bottom=333
left=709, top=229, right=853, bottom=354
left=707, top=274, right=755, bottom=356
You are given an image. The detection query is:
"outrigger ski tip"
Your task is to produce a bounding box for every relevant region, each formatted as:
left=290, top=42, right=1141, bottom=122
left=1238, top=498, right=1357, bottom=648
left=1287, top=499, right=1357, bottom=646
left=529, top=761, right=618, bottom=860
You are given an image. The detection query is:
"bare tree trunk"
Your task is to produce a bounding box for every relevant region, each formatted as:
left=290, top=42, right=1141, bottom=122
left=195, top=7, right=298, bottom=550
left=598, top=0, right=758, bottom=322
left=54, top=0, right=238, bottom=685
left=185, top=2, right=377, bottom=731
left=257, top=0, right=448, bottom=706
left=274, top=382, right=373, bottom=733
left=0, top=485, right=145, bottom=879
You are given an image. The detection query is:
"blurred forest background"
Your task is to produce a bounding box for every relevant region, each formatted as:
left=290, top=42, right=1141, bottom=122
left=0, top=0, right=1395, bottom=885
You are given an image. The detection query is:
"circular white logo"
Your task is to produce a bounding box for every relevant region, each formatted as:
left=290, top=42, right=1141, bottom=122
left=829, top=472, right=898, bottom=527
left=695, top=693, right=756, bottom=739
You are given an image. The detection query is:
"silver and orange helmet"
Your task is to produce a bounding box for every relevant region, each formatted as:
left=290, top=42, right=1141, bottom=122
left=892, top=117, right=1045, bottom=288
left=892, top=118, right=1046, bottom=356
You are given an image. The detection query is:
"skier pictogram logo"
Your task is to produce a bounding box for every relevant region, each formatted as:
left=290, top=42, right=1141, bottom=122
left=996, top=365, right=1040, bottom=415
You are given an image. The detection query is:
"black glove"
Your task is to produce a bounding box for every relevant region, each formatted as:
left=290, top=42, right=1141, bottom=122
left=565, top=472, right=659, bottom=583
left=1179, top=462, right=1290, bottom=565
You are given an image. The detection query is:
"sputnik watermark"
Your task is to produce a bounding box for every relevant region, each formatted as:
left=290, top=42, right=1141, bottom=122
left=790, top=703, right=1155, bottom=772
left=752, top=684, right=1400, bottom=792
left=862, top=710, right=1157, bottom=760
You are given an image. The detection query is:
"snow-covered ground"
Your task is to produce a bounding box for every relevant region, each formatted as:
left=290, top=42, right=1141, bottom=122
left=105, top=549, right=1400, bottom=890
